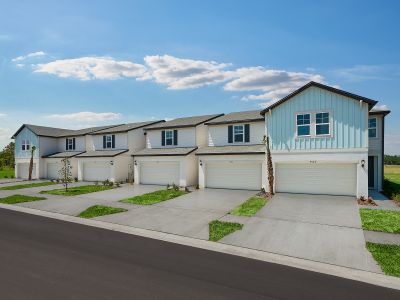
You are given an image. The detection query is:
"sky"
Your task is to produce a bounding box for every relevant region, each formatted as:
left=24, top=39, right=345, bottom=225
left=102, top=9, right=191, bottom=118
left=0, top=0, right=399, bottom=154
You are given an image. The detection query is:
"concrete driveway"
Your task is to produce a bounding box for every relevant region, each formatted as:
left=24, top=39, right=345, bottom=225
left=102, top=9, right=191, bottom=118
left=96, top=188, right=255, bottom=239
left=221, top=193, right=381, bottom=273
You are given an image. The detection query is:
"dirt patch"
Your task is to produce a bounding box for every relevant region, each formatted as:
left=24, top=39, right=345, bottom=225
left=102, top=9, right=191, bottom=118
left=358, top=196, right=377, bottom=206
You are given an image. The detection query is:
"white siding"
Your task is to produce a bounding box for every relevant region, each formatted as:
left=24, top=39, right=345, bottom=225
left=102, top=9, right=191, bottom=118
left=146, top=127, right=196, bottom=148
left=39, top=136, right=59, bottom=157
left=57, top=136, right=86, bottom=152
left=92, top=133, right=128, bottom=150
left=195, top=124, right=209, bottom=147
left=208, top=121, right=265, bottom=146
left=128, top=128, right=146, bottom=154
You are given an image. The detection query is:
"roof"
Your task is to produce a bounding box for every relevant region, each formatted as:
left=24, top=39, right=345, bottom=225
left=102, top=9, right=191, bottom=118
left=76, top=150, right=128, bottom=158
left=196, top=144, right=265, bottom=155
left=11, top=124, right=121, bottom=139
left=205, top=110, right=264, bottom=125
left=369, top=109, right=391, bottom=117
left=144, top=114, right=223, bottom=131
left=42, top=151, right=85, bottom=158
left=90, top=120, right=164, bottom=135
left=133, top=147, right=197, bottom=156
left=260, top=81, right=378, bottom=115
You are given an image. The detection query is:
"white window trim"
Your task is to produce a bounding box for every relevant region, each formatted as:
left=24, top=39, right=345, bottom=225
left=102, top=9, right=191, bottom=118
left=233, top=125, right=245, bottom=143
left=165, top=130, right=174, bottom=146
left=368, top=117, right=378, bottom=139
left=296, top=113, right=311, bottom=138
left=105, top=135, right=113, bottom=149
left=66, top=138, right=74, bottom=151
left=21, top=139, right=31, bottom=151
left=295, top=111, right=333, bottom=139
left=315, top=111, right=331, bottom=136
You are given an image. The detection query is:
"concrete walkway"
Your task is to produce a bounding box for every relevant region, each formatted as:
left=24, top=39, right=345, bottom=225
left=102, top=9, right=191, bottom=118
left=220, top=193, right=382, bottom=273
left=364, top=230, right=400, bottom=245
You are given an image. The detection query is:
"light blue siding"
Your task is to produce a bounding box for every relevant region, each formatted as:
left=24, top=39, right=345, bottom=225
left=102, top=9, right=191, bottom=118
left=14, top=127, right=39, bottom=158
left=266, top=86, right=368, bottom=150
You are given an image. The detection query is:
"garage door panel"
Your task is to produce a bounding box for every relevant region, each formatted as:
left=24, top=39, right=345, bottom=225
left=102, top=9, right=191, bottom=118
left=205, top=162, right=261, bottom=190
left=47, top=163, right=61, bottom=179
left=140, top=161, right=180, bottom=185
left=276, top=163, right=356, bottom=196
left=83, top=162, right=111, bottom=182
left=18, top=163, right=36, bottom=179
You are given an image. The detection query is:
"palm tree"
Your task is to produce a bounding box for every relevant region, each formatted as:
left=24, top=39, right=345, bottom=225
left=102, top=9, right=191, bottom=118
left=263, top=135, right=274, bottom=195
left=28, top=146, right=36, bottom=180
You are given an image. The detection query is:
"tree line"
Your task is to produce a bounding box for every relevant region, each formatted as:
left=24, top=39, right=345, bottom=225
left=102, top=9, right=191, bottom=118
left=0, top=142, right=14, bottom=169
left=384, top=155, right=400, bottom=165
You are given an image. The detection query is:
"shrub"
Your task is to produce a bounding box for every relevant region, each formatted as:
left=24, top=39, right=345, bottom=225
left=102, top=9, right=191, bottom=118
left=116, top=182, right=120, bottom=187
left=166, top=184, right=170, bottom=190
left=172, top=183, right=179, bottom=191
left=4, top=175, right=8, bottom=178
left=74, top=177, right=78, bottom=182
left=195, top=184, right=199, bottom=189
left=11, top=175, right=14, bottom=178
left=184, top=186, right=190, bottom=193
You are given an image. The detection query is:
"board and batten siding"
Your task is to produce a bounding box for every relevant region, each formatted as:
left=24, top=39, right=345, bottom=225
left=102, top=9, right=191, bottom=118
left=14, top=127, right=39, bottom=158
left=266, top=86, right=369, bottom=151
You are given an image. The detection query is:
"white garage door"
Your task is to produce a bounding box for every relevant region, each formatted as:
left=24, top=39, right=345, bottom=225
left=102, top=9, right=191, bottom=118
left=140, top=161, right=180, bottom=185
left=205, top=162, right=262, bottom=190
left=275, top=163, right=357, bottom=196
left=17, top=163, right=36, bottom=179
left=83, top=161, right=111, bottom=182
left=47, top=163, right=61, bottom=179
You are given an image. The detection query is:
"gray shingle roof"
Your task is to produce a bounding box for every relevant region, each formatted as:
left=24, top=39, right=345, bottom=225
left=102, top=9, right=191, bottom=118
left=133, top=147, right=197, bottom=156
left=369, top=108, right=391, bottom=116
left=205, top=110, right=264, bottom=125
left=42, top=151, right=85, bottom=158
left=76, top=150, right=128, bottom=157
left=196, top=144, right=265, bottom=155
left=144, top=114, right=223, bottom=131
left=90, top=120, right=164, bottom=134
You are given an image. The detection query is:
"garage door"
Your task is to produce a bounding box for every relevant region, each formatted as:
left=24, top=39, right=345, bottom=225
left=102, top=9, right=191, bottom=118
left=83, top=161, right=111, bottom=182
left=140, top=161, right=180, bottom=185
left=205, top=162, right=262, bottom=190
left=47, top=163, right=61, bottom=179
left=17, top=163, right=36, bottom=179
left=275, top=163, right=357, bottom=196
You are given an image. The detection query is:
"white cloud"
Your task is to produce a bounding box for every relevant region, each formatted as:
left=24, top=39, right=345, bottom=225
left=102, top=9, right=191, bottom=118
left=12, top=51, right=46, bottom=62
left=224, top=67, right=324, bottom=103
left=34, top=57, right=147, bottom=80
left=385, top=134, right=400, bottom=155
left=143, top=55, right=231, bottom=89
left=333, top=65, right=400, bottom=82
left=0, top=128, right=12, bottom=150
left=46, top=112, right=122, bottom=122
left=0, top=113, right=6, bottom=117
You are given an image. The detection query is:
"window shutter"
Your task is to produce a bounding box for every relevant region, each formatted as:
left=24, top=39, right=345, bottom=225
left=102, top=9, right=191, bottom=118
left=66, top=139, right=68, bottom=150
left=103, top=136, right=106, bottom=148
left=112, top=135, right=115, bottom=148
left=161, top=131, right=165, bottom=146
left=228, top=125, right=233, bottom=143
left=173, top=130, right=178, bottom=146
left=244, top=124, right=250, bottom=142
left=73, top=138, right=76, bottom=150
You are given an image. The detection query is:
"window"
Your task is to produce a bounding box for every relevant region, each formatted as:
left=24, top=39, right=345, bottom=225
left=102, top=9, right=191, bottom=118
left=66, top=138, right=75, bottom=150
left=21, top=139, right=30, bottom=151
left=105, top=135, right=113, bottom=149
left=315, top=112, right=330, bottom=135
left=296, top=114, right=311, bottom=136
left=368, top=118, right=377, bottom=138
left=165, top=130, right=173, bottom=146
left=233, top=125, right=244, bottom=142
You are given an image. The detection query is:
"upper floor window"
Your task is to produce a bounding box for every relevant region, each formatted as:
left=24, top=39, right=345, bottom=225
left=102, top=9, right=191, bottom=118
left=234, top=125, right=244, bottom=142
left=368, top=118, right=377, bottom=138
left=316, top=112, right=330, bottom=135
left=21, top=139, right=30, bottom=151
left=161, top=130, right=178, bottom=146
left=66, top=138, right=75, bottom=150
left=103, top=135, right=115, bottom=149
left=296, top=114, right=311, bottom=136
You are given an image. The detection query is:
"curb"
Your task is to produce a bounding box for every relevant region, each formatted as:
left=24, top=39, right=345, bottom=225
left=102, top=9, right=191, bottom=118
left=1, top=203, right=400, bottom=291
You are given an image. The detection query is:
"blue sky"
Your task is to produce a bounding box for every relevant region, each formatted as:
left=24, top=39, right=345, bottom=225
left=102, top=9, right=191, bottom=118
left=0, top=0, right=399, bottom=154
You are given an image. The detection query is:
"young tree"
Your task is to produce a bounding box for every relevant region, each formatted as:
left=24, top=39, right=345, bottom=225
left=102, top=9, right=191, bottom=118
left=263, top=135, right=274, bottom=195
left=59, top=157, right=73, bottom=192
left=28, top=146, right=36, bottom=180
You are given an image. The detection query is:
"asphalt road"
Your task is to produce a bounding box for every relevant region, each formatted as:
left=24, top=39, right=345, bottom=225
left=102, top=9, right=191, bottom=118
left=0, top=208, right=399, bottom=300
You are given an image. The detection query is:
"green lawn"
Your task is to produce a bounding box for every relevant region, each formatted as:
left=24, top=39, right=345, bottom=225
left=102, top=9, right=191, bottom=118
left=230, top=196, right=267, bottom=216
left=209, top=220, right=243, bottom=241
left=367, top=242, right=400, bottom=277
left=0, top=181, right=56, bottom=190
left=360, top=208, right=400, bottom=233
left=41, top=185, right=114, bottom=196
left=78, top=205, right=128, bottom=218
left=0, top=167, right=14, bottom=179
left=0, top=194, right=46, bottom=204
left=120, top=189, right=187, bottom=205
left=384, top=165, right=400, bottom=202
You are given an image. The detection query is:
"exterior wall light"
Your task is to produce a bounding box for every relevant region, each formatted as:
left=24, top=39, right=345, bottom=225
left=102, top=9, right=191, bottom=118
left=361, top=159, right=365, bottom=168
left=110, top=161, right=114, bottom=166
left=199, top=160, right=203, bottom=166
left=134, top=160, right=137, bottom=166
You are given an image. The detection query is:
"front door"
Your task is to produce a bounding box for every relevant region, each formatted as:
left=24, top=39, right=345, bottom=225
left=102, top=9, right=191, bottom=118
left=368, top=156, right=375, bottom=189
